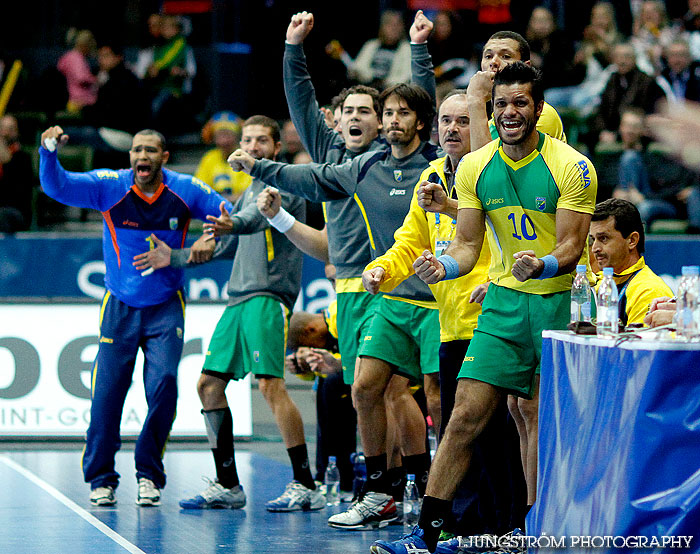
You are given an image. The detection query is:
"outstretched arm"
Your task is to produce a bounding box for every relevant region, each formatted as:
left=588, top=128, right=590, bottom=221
left=466, top=71, right=497, bottom=150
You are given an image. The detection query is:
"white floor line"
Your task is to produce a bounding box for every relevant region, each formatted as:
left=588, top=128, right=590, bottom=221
left=0, top=454, right=147, bottom=554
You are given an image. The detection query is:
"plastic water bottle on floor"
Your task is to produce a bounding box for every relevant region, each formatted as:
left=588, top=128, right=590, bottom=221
left=570, top=264, right=592, bottom=323
left=351, top=452, right=366, bottom=499
left=325, top=456, right=340, bottom=506
left=403, top=473, right=419, bottom=532
left=596, top=267, right=618, bottom=338
left=676, top=266, right=699, bottom=340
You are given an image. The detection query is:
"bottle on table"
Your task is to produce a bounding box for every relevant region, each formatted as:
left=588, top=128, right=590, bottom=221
left=403, top=473, right=420, bottom=532
left=325, top=456, right=341, bottom=506
left=676, top=265, right=699, bottom=340
left=596, top=267, right=619, bottom=338
left=570, top=264, right=592, bottom=324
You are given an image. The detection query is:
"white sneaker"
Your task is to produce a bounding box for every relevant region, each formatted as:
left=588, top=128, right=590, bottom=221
left=136, top=478, right=161, bottom=506
left=179, top=478, right=246, bottom=509
left=89, top=486, right=116, bottom=506
left=265, top=481, right=325, bottom=512
left=327, top=491, right=398, bottom=530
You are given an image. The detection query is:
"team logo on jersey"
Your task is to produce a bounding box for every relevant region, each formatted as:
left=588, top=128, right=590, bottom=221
left=176, top=327, right=183, bottom=339
left=576, top=160, right=591, bottom=189
left=169, top=217, right=179, bottom=230
left=394, top=170, right=403, bottom=182
left=253, top=350, right=260, bottom=362
left=389, top=188, right=406, bottom=196
left=535, top=197, right=547, bottom=211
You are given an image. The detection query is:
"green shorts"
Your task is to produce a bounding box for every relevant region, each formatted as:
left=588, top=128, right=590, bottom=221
left=203, top=296, right=289, bottom=380
left=458, top=284, right=569, bottom=398
left=336, top=291, right=381, bottom=385
left=359, top=297, right=440, bottom=384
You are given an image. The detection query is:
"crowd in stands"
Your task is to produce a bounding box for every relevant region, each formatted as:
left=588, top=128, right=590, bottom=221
left=2, top=1, right=700, bottom=233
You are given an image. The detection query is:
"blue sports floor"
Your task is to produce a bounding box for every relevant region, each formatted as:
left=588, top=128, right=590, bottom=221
left=0, top=447, right=401, bottom=554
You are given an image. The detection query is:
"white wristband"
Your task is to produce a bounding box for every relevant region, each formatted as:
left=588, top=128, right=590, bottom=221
left=267, top=207, right=296, bottom=233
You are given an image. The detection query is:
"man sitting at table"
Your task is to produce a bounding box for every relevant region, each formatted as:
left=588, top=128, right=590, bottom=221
left=589, top=198, right=673, bottom=326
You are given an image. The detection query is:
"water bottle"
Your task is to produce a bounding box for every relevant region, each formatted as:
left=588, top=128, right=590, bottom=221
left=596, top=267, right=619, bottom=338
left=570, top=264, right=592, bottom=323
left=403, top=473, right=420, bottom=532
left=325, top=456, right=341, bottom=506
left=676, top=266, right=699, bottom=340
left=351, top=452, right=366, bottom=499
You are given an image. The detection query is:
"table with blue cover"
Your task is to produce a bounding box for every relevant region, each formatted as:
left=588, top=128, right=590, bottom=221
left=528, top=330, right=700, bottom=551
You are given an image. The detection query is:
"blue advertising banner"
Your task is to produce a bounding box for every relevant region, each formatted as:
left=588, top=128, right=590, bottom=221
left=0, top=235, right=698, bottom=303
left=0, top=234, right=335, bottom=313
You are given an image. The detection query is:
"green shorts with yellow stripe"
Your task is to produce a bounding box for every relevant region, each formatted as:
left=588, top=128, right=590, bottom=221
left=458, top=284, right=569, bottom=398
left=336, top=290, right=381, bottom=385
left=358, top=296, right=440, bottom=384
left=203, top=296, right=289, bottom=380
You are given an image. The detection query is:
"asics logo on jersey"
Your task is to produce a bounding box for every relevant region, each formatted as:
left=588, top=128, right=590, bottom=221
left=464, top=356, right=475, bottom=361
left=96, top=170, right=119, bottom=179
left=485, top=197, right=504, bottom=206
left=577, top=160, right=591, bottom=189
left=389, top=188, right=406, bottom=196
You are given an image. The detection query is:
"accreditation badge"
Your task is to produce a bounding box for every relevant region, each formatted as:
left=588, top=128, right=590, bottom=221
left=435, top=239, right=451, bottom=257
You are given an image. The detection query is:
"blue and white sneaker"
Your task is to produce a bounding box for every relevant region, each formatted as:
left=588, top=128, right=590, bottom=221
left=179, top=478, right=246, bottom=509
left=434, top=535, right=461, bottom=554
left=265, top=480, right=325, bottom=512
left=370, top=526, right=431, bottom=554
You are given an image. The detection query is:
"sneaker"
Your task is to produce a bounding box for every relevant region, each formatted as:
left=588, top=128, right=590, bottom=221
left=265, top=480, right=325, bottom=512
left=327, top=491, right=398, bottom=530
left=370, top=525, right=430, bottom=554
left=136, top=478, right=161, bottom=506
left=179, top=478, right=246, bottom=509
left=89, top=486, right=116, bottom=506
left=435, top=536, right=461, bottom=554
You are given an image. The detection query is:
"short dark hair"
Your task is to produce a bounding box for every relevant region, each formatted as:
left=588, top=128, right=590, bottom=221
left=492, top=61, right=544, bottom=108
left=486, top=31, right=530, bottom=61
left=243, top=115, right=281, bottom=143
left=379, top=83, right=435, bottom=142
left=287, top=311, right=319, bottom=350
left=592, top=198, right=645, bottom=254
left=135, top=129, right=167, bottom=150
left=337, top=85, right=381, bottom=119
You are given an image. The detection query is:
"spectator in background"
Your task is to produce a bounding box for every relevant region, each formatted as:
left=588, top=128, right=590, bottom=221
left=428, top=11, right=478, bottom=87
left=134, top=14, right=197, bottom=134
left=279, top=119, right=305, bottom=164
left=525, top=6, right=579, bottom=91
left=544, top=2, right=623, bottom=113
left=680, top=0, right=700, bottom=58
left=0, top=114, right=34, bottom=232
left=630, top=0, right=678, bottom=75
left=593, top=41, right=666, bottom=146
left=57, top=29, right=98, bottom=114
left=326, top=9, right=411, bottom=90
left=614, top=106, right=700, bottom=231
left=658, top=38, right=700, bottom=103
left=195, top=111, right=251, bottom=202
left=83, top=42, right=148, bottom=135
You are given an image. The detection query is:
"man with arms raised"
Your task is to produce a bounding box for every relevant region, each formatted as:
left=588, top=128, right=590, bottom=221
left=371, top=62, right=596, bottom=554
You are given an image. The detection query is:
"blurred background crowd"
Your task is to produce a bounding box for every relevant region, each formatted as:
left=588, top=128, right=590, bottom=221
left=2, top=0, right=700, bottom=234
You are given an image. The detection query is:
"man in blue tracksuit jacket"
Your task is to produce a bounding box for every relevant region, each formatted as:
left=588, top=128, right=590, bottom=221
left=39, top=125, right=232, bottom=507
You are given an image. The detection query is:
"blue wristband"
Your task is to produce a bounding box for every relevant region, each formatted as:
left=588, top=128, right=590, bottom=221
left=437, top=254, right=460, bottom=281
left=537, top=254, right=559, bottom=279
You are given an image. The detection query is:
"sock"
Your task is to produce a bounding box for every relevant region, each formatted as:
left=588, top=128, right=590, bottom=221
left=402, top=452, right=431, bottom=496
left=287, top=444, right=315, bottom=489
left=418, top=496, right=452, bottom=551
left=202, top=408, right=240, bottom=488
left=387, top=466, right=406, bottom=501
left=363, top=453, right=388, bottom=494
